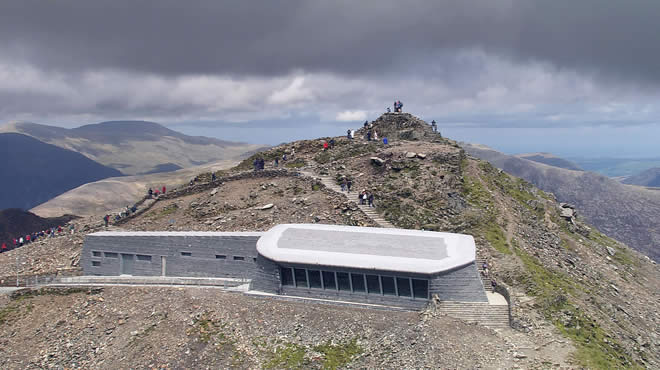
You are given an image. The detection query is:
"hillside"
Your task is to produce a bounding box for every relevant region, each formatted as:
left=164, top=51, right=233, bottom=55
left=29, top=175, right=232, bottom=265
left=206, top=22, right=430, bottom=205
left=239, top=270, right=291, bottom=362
left=0, top=209, right=76, bottom=244
left=0, top=121, right=264, bottom=175
left=463, top=143, right=660, bottom=262
left=0, top=133, right=123, bottom=210
left=623, top=167, right=660, bottom=187
left=0, top=113, right=658, bottom=368
left=515, top=152, right=583, bottom=171
left=30, top=159, right=238, bottom=218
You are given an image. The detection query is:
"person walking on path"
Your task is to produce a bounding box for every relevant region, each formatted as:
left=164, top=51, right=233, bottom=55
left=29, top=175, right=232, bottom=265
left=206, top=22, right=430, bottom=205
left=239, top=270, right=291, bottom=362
left=346, top=179, right=352, bottom=193
left=1, top=243, right=6, bottom=253
left=19, top=237, right=23, bottom=247
left=103, top=214, right=110, bottom=227
left=162, top=186, right=166, bottom=194
left=323, top=141, right=329, bottom=151
left=212, top=172, right=217, bottom=182
left=368, top=192, right=375, bottom=207
left=341, top=178, right=347, bottom=191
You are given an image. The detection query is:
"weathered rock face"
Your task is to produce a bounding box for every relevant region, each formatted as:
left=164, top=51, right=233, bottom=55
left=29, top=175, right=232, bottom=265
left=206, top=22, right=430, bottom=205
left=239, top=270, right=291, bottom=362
left=357, top=113, right=441, bottom=143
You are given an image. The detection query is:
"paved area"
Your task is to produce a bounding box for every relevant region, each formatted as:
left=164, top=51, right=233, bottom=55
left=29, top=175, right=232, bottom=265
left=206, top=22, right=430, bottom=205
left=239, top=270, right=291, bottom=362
left=486, top=291, right=508, bottom=305
left=0, top=287, right=22, bottom=294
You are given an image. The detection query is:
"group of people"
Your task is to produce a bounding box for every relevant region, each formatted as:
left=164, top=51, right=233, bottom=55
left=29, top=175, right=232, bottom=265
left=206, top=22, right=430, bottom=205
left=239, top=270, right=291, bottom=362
left=340, top=178, right=353, bottom=192
left=1, top=224, right=72, bottom=253
left=393, top=100, right=403, bottom=113
left=147, top=186, right=167, bottom=198
left=359, top=190, right=376, bottom=207
left=103, top=203, right=140, bottom=226
left=255, top=148, right=295, bottom=170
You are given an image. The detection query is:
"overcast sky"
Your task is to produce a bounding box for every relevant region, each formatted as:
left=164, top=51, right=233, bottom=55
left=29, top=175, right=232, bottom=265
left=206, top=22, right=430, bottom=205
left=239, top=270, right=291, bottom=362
left=1, top=1, right=660, bottom=157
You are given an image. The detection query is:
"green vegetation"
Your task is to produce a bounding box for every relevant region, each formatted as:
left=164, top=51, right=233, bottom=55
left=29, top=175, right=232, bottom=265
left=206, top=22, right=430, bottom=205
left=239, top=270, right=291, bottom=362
left=284, top=158, right=306, bottom=168
left=314, top=141, right=380, bottom=164
left=265, top=343, right=308, bottom=369
left=478, top=162, right=544, bottom=217
left=484, top=222, right=511, bottom=254
left=314, top=338, right=363, bottom=370
left=587, top=230, right=638, bottom=267
left=512, top=243, right=638, bottom=368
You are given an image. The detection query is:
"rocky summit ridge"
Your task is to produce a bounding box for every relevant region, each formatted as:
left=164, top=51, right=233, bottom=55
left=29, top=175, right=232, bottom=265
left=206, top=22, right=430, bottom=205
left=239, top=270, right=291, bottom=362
left=0, top=112, right=658, bottom=369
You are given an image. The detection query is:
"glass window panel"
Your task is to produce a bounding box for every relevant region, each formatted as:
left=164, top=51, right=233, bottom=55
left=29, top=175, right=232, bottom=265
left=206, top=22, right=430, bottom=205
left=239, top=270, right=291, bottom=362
left=308, top=270, right=322, bottom=288
left=216, top=255, right=226, bottom=259
left=322, top=271, right=336, bottom=290
left=351, top=273, right=366, bottom=292
left=281, top=267, right=294, bottom=286
left=92, top=261, right=101, bottom=266
left=381, top=276, right=396, bottom=295
left=136, top=255, right=151, bottom=261
left=412, top=279, right=429, bottom=299
left=104, top=252, right=118, bottom=258
left=337, top=272, right=351, bottom=291
left=397, top=277, right=412, bottom=297
left=233, top=256, right=245, bottom=261
left=92, top=251, right=102, bottom=257
left=366, top=275, right=381, bottom=294
left=294, top=268, right=308, bottom=287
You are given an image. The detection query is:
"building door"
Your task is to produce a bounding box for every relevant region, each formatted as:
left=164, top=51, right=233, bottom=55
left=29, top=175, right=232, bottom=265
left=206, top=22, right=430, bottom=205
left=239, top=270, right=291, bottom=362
left=121, top=254, right=134, bottom=275
left=161, top=256, right=166, bottom=276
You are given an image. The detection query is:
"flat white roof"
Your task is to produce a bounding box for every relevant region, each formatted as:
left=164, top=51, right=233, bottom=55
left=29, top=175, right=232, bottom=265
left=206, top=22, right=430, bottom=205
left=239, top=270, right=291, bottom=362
left=89, top=231, right=264, bottom=237
left=256, top=224, right=475, bottom=274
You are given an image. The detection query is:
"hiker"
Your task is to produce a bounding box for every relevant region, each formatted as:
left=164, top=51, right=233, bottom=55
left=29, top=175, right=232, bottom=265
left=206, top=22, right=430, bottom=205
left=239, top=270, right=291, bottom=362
left=274, top=157, right=279, bottom=167
left=212, top=172, right=217, bottom=182
left=366, top=131, right=371, bottom=141
left=291, top=148, right=295, bottom=157
left=350, top=130, right=355, bottom=139
left=154, top=189, right=160, bottom=197
left=387, top=107, right=391, bottom=113
left=1, top=243, right=6, bottom=253
left=364, top=120, right=368, bottom=128
left=148, top=188, right=153, bottom=198
left=13, top=238, right=17, bottom=249
left=341, top=178, right=347, bottom=191
left=323, top=141, right=329, bottom=151
left=373, top=131, right=379, bottom=141
left=259, top=158, right=265, bottom=170
left=103, top=214, right=110, bottom=227
left=253, top=158, right=259, bottom=171
left=362, top=191, right=368, bottom=205
left=162, top=186, right=166, bottom=194
left=482, top=261, right=489, bottom=277
left=368, top=192, right=374, bottom=207
left=358, top=192, right=364, bottom=205
left=347, top=129, right=352, bottom=139
left=19, top=237, right=23, bottom=247
left=383, top=137, right=388, bottom=145
left=431, top=120, right=437, bottom=132
left=57, top=226, right=62, bottom=234
left=282, top=153, right=287, bottom=162
left=26, top=234, right=30, bottom=244
left=329, top=139, right=335, bottom=148
left=346, top=179, right=352, bottom=193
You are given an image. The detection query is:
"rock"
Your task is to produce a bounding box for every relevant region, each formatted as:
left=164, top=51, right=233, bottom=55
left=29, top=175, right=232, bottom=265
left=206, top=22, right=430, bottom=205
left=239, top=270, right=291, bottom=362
left=405, top=152, right=417, bottom=158
left=210, top=188, right=219, bottom=196
left=606, top=246, right=616, bottom=256
left=256, top=203, right=274, bottom=210
left=370, top=157, right=385, bottom=166
left=416, top=153, right=427, bottom=159
left=560, top=208, right=574, bottom=218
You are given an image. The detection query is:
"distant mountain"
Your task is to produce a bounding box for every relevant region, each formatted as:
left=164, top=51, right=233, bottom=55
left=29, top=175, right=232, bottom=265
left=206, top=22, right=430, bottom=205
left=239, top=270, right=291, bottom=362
left=515, top=152, right=583, bottom=171
left=463, top=143, right=660, bottom=262
left=0, top=133, right=122, bottom=210
left=0, top=208, right=76, bottom=244
left=623, top=167, right=660, bottom=187
left=0, top=121, right=264, bottom=175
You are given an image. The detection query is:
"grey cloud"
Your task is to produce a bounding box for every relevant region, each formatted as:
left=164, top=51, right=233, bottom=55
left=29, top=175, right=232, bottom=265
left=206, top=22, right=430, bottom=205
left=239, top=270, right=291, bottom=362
left=2, top=1, right=660, bottom=84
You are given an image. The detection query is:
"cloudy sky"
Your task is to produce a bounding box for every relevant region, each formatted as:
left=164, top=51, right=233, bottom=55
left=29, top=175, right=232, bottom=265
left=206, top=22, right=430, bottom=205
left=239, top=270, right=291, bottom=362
left=1, top=0, right=660, bottom=157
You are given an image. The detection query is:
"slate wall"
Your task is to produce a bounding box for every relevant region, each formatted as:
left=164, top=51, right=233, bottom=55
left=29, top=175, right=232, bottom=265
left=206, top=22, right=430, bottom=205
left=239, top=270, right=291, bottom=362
left=429, top=262, right=488, bottom=302
left=82, top=233, right=263, bottom=278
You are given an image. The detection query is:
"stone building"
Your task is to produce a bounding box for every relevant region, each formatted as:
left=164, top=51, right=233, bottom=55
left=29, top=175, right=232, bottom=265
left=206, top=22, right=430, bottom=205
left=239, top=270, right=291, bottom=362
left=82, top=224, right=487, bottom=309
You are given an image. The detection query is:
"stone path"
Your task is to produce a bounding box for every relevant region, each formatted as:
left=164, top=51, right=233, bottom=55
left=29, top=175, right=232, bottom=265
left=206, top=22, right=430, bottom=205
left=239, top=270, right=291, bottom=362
left=300, top=170, right=396, bottom=228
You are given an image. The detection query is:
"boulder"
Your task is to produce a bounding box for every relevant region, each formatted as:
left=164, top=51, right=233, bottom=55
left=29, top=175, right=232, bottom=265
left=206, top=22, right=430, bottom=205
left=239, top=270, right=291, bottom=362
left=560, top=208, right=574, bottom=218
left=370, top=157, right=385, bottom=166
left=405, top=152, right=417, bottom=158
left=256, top=203, right=274, bottom=210
left=606, top=246, right=616, bottom=256
left=416, top=153, right=427, bottom=159
left=210, top=188, right=219, bottom=196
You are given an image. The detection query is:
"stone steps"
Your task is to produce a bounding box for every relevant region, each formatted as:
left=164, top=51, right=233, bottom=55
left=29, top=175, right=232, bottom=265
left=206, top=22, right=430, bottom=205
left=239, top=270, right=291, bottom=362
left=475, top=258, right=494, bottom=292
left=301, top=170, right=396, bottom=228
left=434, top=302, right=510, bottom=327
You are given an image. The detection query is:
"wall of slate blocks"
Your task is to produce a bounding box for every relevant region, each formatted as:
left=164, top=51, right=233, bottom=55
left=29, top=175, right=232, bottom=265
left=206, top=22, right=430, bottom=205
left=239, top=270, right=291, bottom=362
left=82, top=233, right=263, bottom=278
left=429, top=262, right=488, bottom=302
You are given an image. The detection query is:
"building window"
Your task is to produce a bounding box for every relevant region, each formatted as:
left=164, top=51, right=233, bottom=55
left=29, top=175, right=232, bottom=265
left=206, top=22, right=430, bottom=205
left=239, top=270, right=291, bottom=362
left=92, top=251, right=102, bottom=257
left=412, top=279, right=429, bottom=299
left=294, top=268, right=307, bottom=287
left=253, top=257, right=257, bottom=262
left=337, top=272, right=351, bottom=291
left=366, top=275, right=381, bottom=294
left=233, top=256, right=245, bottom=261
left=181, top=252, right=192, bottom=257
left=308, top=270, right=322, bottom=288
left=322, top=271, right=336, bottom=290
left=381, top=276, right=396, bottom=296
left=351, top=273, right=366, bottom=293
left=396, top=277, right=412, bottom=297
left=104, top=252, right=118, bottom=258
left=216, top=255, right=226, bottom=259
left=92, top=261, right=101, bottom=267
left=136, top=255, right=152, bottom=262
left=281, top=267, right=294, bottom=286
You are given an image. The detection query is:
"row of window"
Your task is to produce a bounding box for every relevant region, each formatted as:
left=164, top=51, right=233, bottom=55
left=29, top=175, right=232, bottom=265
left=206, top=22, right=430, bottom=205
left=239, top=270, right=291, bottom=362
left=91, top=251, right=256, bottom=262
left=280, top=267, right=429, bottom=299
